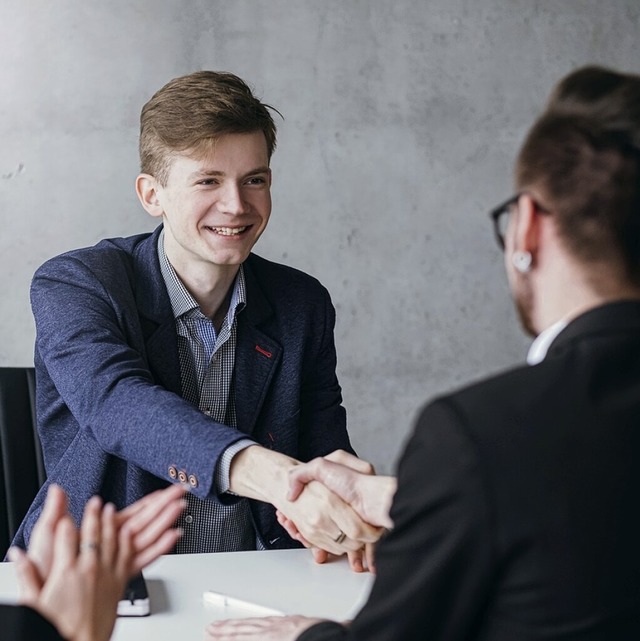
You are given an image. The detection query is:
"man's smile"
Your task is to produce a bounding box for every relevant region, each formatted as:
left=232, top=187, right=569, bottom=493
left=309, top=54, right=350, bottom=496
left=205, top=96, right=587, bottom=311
left=205, top=225, right=251, bottom=236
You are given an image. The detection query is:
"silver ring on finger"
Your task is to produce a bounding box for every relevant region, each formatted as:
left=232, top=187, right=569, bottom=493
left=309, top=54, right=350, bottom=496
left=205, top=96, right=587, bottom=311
left=334, top=530, right=347, bottom=544
left=80, top=541, right=100, bottom=553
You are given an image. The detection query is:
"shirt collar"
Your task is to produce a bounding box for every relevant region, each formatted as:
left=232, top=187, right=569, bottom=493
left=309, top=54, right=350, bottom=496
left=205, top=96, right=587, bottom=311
left=527, top=318, right=568, bottom=365
left=157, top=229, right=246, bottom=321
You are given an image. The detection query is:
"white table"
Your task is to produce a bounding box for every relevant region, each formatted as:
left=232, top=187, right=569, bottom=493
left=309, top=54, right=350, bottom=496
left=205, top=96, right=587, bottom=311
left=0, top=549, right=374, bottom=640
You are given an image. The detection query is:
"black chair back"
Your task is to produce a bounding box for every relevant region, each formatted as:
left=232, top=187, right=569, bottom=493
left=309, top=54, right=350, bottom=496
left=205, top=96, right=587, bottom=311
left=0, top=367, right=45, bottom=557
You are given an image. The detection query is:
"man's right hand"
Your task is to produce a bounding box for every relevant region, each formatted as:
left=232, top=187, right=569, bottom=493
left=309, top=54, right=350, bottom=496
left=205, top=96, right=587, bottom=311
left=228, top=446, right=381, bottom=554
left=287, top=450, right=397, bottom=530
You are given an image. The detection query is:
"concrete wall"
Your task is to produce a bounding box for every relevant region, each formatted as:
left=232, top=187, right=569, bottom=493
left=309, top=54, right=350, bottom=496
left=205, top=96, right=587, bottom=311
left=1, top=1, right=638, bottom=473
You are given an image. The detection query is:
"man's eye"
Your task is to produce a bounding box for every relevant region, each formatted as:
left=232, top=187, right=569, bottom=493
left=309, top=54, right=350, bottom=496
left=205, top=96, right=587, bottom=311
left=246, top=177, right=266, bottom=185
left=198, top=179, right=217, bottom=186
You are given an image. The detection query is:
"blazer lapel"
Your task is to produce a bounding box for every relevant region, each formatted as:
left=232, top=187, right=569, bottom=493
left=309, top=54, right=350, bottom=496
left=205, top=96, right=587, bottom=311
left=235, top=256, right=282, bottom=435
left=131, top=239, right=284, bottom=428
left=133, top=226, right=182, bottom=396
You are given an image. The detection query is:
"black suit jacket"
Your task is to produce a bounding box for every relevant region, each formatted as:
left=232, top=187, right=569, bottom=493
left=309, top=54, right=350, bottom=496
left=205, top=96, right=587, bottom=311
left=301, top=301, right=640, bottom=640
left=0, top=604, right=63, bottom=640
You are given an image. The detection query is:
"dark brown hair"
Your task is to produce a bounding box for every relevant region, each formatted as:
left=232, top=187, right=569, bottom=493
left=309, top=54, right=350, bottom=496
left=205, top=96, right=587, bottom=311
left=516, top=66, right=640, bottom=282
left=140, top=71, right=279, bottom=184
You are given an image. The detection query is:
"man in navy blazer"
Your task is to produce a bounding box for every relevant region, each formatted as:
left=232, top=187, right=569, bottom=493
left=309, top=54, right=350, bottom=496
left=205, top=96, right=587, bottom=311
left=13, top=71, right=378, bottom=562
left=205, top=67, right=640, bottom=640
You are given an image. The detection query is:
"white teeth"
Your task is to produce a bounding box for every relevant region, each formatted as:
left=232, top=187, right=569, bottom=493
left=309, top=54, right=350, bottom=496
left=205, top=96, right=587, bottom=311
left=209, top=226, right=247, bottom=236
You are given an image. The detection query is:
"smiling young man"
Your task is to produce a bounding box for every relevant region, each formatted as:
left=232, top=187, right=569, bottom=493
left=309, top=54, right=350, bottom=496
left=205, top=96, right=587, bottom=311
left=13, top=71, right=378, bottom=561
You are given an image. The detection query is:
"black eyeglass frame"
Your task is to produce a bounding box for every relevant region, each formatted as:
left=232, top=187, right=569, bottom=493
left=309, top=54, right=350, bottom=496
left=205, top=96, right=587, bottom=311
left=489, top=192, right=549, bottom=250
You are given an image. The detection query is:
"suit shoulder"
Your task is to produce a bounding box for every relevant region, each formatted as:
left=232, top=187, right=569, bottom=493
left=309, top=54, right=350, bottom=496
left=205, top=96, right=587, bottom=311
left=34, top=233, right=153, bottom=279
left=451, top=363, right=536, bottom=406
left=415, top=361, right=556, bottom=442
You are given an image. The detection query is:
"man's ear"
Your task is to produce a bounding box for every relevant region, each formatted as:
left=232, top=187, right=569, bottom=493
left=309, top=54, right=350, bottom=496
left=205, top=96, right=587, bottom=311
left=135, top=174, right=164, bottom=218
left=512, top=193, right=540, bottom=256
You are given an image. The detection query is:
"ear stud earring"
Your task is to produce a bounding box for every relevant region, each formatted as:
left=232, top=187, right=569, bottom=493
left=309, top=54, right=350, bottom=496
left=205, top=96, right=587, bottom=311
left=512, top=251, right=532, bottom=273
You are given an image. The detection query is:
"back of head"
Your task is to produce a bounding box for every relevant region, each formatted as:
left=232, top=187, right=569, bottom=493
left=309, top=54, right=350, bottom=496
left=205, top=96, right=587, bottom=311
left=546, top=65, right=640, bottom=132
left=140, top=70, right=278, bottom=184
left=516, top=65, right=640, bottom=286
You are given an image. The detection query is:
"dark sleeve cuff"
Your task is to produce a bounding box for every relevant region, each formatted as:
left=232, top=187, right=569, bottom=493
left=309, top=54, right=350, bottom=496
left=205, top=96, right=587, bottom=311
left=297, top=620, right=349, bottom=641
left=0, top=604, right=65, bottom=640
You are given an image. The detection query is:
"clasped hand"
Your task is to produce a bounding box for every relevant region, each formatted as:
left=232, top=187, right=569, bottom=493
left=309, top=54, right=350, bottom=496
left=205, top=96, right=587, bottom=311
left=276, top=450, right=395, bottom=573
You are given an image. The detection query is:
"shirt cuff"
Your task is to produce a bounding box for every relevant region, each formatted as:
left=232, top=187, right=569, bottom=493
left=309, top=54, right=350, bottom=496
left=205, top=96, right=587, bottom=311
left=215, top=438, right=256, bottom=494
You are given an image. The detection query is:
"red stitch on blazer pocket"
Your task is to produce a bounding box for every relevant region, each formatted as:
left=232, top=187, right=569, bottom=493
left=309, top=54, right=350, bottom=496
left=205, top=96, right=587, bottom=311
left=255, top=345, right=272, bottom=358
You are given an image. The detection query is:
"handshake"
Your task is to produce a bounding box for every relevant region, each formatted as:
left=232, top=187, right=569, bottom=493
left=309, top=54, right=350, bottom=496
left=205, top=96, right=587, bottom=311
left=273, top=450, right=397, bottom=574
left=6, top=450, right=394, bottom=641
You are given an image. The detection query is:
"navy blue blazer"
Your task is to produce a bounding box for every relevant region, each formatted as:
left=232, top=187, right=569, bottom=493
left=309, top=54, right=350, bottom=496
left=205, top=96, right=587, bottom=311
left=13, top=225, right=351, bottom=550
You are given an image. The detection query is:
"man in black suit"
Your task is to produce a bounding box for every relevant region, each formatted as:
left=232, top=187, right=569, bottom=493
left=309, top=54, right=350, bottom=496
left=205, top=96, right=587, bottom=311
left=205, top=65, right=640, bottom=640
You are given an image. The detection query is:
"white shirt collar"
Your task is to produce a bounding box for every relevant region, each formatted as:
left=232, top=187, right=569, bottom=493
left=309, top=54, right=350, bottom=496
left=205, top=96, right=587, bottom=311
left=527, top=318, right=568, bottom=365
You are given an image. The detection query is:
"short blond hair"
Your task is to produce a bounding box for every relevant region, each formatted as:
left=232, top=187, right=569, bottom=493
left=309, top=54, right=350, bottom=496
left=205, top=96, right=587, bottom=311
left=140, top=71, right=278, bottom=184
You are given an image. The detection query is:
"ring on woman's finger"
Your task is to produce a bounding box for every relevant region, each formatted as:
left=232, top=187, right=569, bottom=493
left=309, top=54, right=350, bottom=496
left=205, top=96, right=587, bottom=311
left=334, top=530, right=347, bottom=544
left=80, top=541, right=100, bottom=552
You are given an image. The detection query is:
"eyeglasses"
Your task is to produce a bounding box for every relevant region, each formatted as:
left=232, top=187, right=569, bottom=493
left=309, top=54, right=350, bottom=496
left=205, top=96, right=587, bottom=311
left=489, top=193, right=549, bottom=250
left=489, top=193, right=522, bottom=250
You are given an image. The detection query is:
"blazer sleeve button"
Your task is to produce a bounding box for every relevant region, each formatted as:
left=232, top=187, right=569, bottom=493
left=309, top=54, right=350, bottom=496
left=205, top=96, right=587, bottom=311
left=188, top=474, right=198, bottom=488
left=178, top=470, right=188, bottom=484
left=168, top=466, right=178, bottom=480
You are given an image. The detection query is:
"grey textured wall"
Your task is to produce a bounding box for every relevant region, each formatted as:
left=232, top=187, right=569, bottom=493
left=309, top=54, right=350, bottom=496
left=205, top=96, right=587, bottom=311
left=1, top=1, right=639, bottom=473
